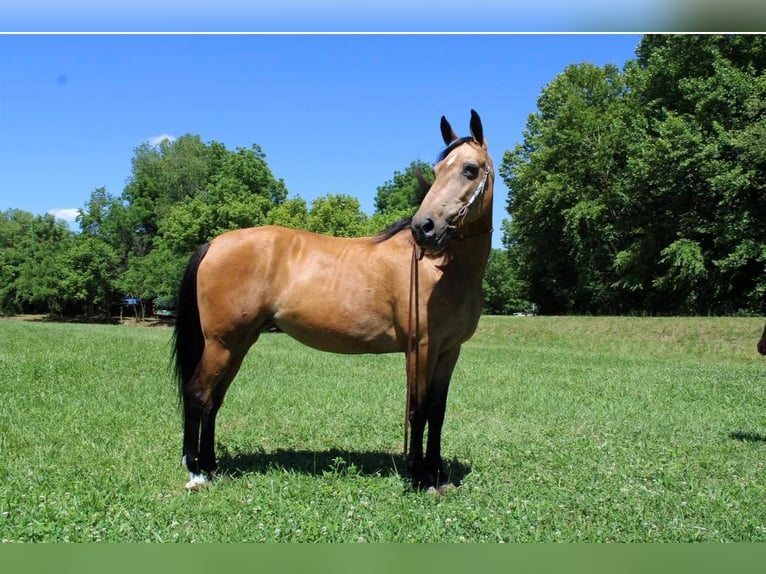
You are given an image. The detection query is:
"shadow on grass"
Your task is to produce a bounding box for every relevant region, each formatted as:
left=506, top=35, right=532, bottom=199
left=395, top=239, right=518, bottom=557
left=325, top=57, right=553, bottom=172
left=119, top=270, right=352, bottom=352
left=729, top=431, right=766, bottom=443
left=217, top=447, right=471, bottom=486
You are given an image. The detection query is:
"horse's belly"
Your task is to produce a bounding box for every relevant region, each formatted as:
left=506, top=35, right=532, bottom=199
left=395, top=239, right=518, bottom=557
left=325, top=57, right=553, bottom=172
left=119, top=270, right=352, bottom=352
left=273, top=308, right=401, bottom=355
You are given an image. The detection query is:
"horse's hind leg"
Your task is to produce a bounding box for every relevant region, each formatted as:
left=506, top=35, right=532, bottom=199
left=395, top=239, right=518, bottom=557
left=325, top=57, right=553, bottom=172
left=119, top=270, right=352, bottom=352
left=197, top=350, right=248, bottom=477
left=182, top=399, right=205, bottom=489
left=182, top=340, right=248, bottom=490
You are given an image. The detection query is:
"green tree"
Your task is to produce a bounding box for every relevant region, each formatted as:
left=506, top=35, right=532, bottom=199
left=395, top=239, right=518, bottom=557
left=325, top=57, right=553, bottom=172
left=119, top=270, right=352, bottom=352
left=114, top=137, right=287, bottom=309
left=501, top=62, right=631, bottom=314
left=502, top=35, right=766, bottom=315
left=62, top=234, right=119, bottom=317
left=119, top=245, right=186, bottom=319
left=622, top=34, right=766, bottom=313
left=482, top=248, right=530, bottom=315
left=374, top=160, right=433, bottom=215
left=216, top=144, right=287, bottom=206
left=121, top=135, right=214, bottom=253
left=306, top=194, right=368, bottom=237
left=13, top=214, right=75, bottom=316
left=0, top=209, right=35, bottom=314
left=266, top=197, right=310, bottom=229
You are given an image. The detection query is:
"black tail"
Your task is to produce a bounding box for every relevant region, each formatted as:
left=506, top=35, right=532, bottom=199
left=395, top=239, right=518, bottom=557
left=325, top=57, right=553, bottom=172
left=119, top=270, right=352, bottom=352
left=172, top=243, right=210, bottom=404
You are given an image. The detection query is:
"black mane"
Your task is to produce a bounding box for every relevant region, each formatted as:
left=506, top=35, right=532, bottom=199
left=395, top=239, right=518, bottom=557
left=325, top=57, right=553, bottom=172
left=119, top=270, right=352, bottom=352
left=372, top=217, right=413, bottom=243
left=436, top=136, right=474, bottom=162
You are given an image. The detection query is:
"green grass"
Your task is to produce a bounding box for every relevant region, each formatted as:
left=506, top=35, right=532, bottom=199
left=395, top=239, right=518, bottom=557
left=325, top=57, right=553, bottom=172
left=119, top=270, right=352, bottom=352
left=1, top=316, right=765, bottom=542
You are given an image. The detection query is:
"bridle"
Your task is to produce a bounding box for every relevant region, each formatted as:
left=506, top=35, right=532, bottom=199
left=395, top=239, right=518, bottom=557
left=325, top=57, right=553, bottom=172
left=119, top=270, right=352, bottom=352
left=445, top=164, right=492, bottom=241
left=403, top=162, right=492, bottom=458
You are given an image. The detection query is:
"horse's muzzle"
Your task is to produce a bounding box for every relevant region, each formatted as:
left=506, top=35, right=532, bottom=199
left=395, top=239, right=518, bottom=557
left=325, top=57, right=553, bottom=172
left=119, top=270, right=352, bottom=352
left=411, top=215, right=444, bottom=249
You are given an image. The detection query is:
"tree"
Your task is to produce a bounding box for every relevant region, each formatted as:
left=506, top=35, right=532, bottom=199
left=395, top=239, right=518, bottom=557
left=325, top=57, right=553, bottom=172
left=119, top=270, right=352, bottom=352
left=306, top=194, right=368, bottom=237
left=113, top=137, right=288, bottom=310
left=503, top=35, right=766, bottom=315
left=121, top=135, right=213, bottom=254
left=266, top=197, right=309, bottom=229
left=623, top=34, right=766, bottom=313
left=62, top=234, right=119, bottom=317
left=3, top=137, right=293, bottom=318
left=482, top=248, right=530, bottom=315
left=374, top=160, right=433, bottom=215
left=0, top=209, right=35, bottom=314
left=216, top=144, right=287, bottom=206
left=12, top=214, right=76, bottom=316
left=119, top=245, right=186, bottom=320
left=501, top=62, right=631, bottom=314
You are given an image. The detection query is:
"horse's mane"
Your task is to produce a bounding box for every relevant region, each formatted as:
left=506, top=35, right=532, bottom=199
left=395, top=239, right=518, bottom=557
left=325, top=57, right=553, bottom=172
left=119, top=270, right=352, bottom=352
left=372, top=217, right=413, bottom=243
left=436, top=136, right=474, bottom=162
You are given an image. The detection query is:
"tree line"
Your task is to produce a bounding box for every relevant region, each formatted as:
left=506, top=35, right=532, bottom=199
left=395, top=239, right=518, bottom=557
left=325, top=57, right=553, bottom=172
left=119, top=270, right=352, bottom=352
left=2, top=35, right=764, bottom=318
left=500, top=34, right=766, bottom=315
left=0, top=135, right=435, bottom=318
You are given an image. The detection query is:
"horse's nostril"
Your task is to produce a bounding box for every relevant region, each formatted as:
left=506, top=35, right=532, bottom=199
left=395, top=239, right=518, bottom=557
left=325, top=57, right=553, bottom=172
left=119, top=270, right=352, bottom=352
left=412, top=216, right=437, bottom=246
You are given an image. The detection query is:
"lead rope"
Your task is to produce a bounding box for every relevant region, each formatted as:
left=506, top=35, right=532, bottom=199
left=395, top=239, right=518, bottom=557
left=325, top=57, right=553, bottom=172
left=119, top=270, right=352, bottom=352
left=404, top=243, right=421, bottom=458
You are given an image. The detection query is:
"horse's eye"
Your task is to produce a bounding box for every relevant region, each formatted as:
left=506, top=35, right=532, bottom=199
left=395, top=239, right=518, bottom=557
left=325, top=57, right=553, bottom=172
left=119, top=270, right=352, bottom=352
left=462, top=163, right=480, bottom=179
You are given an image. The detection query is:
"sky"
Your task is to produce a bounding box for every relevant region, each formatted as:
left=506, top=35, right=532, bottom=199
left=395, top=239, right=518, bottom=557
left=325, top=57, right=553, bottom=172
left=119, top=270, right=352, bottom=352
left=3, top=1, right=764, bottom=32
left=1, top=2, right=764, bottom=247
left=0, top=33, right=645, bottom=247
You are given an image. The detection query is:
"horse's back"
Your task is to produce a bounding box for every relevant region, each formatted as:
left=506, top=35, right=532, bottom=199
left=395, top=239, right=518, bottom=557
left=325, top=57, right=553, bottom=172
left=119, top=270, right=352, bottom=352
left=197, top=225, right=410, bottom=354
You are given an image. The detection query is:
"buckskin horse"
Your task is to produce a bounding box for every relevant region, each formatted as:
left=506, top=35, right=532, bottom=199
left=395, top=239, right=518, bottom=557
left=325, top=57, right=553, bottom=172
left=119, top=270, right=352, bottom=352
left=173, top=110, right=494, bottom=492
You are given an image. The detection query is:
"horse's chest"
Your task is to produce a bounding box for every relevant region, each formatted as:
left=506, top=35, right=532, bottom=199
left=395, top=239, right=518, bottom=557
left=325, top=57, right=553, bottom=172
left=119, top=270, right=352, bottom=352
left=427, top=278, right=483, bottom=345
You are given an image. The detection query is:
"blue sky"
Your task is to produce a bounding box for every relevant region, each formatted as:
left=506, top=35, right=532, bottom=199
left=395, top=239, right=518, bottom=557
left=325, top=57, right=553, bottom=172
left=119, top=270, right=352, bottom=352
left=2, top=1, right=673, bottom=33
left=0, top=34, right=644, bottom=247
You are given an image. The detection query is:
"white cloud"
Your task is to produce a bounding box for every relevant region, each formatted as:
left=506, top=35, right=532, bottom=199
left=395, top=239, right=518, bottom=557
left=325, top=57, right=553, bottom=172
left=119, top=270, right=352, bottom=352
left=146, top=134, right=176, bottom=146
left=48, top=208, right=79, bottom=226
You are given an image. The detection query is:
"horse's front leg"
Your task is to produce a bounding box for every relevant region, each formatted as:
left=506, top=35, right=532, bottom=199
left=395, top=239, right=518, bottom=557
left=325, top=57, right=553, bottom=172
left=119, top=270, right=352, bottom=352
left=406, top=339, right=431, bottom=489
left=424, top=346, right=461, bottom=492
left=407, top=345, right=461, bottom=491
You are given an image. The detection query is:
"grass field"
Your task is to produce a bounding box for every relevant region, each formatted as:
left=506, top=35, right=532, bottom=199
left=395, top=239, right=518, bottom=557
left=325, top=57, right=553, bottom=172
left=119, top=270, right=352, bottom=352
left=1, top=315, right=765, bottom=542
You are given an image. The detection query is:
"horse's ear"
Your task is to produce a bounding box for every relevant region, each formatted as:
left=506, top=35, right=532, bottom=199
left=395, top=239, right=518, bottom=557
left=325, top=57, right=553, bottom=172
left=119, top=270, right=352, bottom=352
left=469, top=109, right=485, bottom=147
left=440, top=115, right=458, bottom=145
left=414, top=164, right=432, bottom=203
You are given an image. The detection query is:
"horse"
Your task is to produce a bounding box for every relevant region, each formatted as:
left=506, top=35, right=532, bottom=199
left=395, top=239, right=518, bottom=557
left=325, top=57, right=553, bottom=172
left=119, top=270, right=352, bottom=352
left=758, top=323, right=766, bottom=355
left=172, top=110, right=494, bottom=492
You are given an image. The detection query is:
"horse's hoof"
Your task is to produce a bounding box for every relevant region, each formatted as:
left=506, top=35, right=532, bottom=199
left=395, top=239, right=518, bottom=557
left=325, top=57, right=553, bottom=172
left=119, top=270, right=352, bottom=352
left=185, top=473, right=210, bottom=491
left=426, top=482, right=456, bottom=496
left=439, top=482, right=457, bottom=494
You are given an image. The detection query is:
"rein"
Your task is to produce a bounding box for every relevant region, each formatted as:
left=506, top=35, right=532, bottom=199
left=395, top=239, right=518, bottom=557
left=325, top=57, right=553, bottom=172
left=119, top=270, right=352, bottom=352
left=404, top=243, right=422, bottom=457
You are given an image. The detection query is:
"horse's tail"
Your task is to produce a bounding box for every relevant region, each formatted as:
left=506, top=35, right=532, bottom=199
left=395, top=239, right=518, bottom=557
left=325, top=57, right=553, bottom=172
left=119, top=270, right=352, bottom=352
left=172, top=243, right=211, bottom=404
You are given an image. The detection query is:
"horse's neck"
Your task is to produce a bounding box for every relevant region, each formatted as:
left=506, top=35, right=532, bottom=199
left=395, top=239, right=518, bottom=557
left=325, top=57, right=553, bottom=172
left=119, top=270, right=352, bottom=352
left=454, top=232, right=492, bottom=274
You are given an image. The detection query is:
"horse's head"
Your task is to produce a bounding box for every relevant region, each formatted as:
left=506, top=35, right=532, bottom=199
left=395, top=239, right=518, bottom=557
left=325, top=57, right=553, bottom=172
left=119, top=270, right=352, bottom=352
left=411, top=110, right=494, bottom=250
